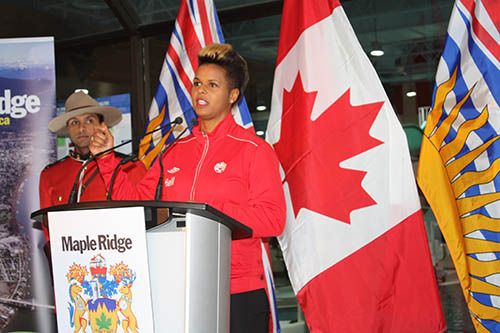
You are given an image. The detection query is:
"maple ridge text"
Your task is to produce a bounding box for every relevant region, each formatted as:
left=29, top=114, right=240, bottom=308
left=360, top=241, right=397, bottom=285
left=61, top=234, right=133, bottom=254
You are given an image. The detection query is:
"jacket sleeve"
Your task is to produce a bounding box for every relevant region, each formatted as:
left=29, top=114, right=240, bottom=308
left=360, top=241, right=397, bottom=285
left=215, top=143, right=286, bottom=238
left=39, top=169, right=52, bottom=209
left=122, top=160, right=147, bottom=184
left=96, top=153, right=159, bottom=200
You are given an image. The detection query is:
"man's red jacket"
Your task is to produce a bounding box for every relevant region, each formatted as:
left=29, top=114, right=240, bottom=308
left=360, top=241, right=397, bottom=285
left=39, top=152, right=145, bottom=239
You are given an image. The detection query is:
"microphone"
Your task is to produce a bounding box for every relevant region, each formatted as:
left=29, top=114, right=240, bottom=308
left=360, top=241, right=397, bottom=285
left=107, top=117, right=184, bottom=200
left=154, top=118, right=198, bottom=201
left=68, top=117, right=183, bottom=204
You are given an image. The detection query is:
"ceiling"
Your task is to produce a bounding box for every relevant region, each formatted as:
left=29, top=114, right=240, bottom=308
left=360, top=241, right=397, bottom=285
left=0, top=0, right=454, bottom=131
left=0, top=0, right=452, bottom=79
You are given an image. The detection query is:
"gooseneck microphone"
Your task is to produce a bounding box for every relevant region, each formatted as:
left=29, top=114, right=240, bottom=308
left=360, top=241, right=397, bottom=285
left=154, top=117, right=198, bottom=201
left=107, top=118, right=184, bottom=200
left=107, top=116, right=186, bottom=200
left=68, top=117, right=183, bottom=204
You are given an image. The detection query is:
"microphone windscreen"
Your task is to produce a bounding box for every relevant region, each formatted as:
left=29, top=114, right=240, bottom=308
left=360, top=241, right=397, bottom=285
left=173, top=116, right=183, bottom=125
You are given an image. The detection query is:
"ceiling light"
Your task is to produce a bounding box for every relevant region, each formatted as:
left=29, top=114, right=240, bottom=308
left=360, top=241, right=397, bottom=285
left=74, top=89, right=89, bottom=94
left=256, top=130, right=265, bottom=136
left=370, top=41, right=384, bottom=57
left=406, top=91, right=417, bottom=97
left=256, top=105, right=267, bottom=111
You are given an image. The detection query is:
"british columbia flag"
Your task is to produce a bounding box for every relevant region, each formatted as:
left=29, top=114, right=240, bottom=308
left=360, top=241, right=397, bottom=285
left=418, top=0, right=499, bottom=332
left=138, top=0, right=253, bottom=168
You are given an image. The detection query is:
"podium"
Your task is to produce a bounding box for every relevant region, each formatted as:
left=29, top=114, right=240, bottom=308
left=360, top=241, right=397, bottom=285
left=31, top=201, right=252, bottom=333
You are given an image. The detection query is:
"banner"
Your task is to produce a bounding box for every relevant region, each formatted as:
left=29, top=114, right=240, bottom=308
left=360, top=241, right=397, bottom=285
left=49, top=207, right=154, bottom=332
left=0, top=37, right=56, bottom=332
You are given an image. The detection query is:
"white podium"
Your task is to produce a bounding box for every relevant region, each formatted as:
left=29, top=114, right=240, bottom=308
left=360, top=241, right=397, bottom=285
left=31, top=201, right=252, bottom=333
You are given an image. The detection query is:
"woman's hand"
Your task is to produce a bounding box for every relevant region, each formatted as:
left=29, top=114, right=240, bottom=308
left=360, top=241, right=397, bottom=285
left=89, top=123, right=115, bottom=157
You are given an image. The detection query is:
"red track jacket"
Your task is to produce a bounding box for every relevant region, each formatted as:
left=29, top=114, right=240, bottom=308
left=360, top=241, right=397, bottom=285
left=97, top=114, right=286, bottom=294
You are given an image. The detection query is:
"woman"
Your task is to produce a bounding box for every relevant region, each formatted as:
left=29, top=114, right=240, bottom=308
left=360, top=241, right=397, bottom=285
left=90, top=43, right=286, bottom=332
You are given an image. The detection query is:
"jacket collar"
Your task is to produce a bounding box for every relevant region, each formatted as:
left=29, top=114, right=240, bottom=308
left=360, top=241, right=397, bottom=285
left=192, top=113, right=236, bottom=141
left=69, top=149, right=90, bottom=162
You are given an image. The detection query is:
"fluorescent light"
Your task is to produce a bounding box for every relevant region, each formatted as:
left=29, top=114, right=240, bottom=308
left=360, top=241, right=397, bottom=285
left=406, top=91, right=417, bottom=97
left=256, top=105, right=267, bottom=111
left=370, top=41, right=384, bottom=57
left=370, top=49, right=384, bottom=57
left=74, top=89, right=89, bottom=94
left=256, top=130, right=265, bottom=136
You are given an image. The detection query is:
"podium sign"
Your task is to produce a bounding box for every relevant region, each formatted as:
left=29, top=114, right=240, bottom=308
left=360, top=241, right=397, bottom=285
left=49, top=206, right=154, bottom=332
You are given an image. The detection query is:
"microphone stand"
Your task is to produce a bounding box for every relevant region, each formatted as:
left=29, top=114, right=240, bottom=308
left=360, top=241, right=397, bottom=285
left=107, top=121, right=181, bottom=200
left=154, top=119, right=196, bottom=201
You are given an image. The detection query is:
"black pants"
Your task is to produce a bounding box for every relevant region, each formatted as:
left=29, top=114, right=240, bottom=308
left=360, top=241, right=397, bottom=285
left=230, top=289, right=269, bottom=333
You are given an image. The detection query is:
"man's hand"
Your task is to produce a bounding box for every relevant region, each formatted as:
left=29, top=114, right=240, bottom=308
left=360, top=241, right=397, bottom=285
left=89, top=124, right=114, bottom=156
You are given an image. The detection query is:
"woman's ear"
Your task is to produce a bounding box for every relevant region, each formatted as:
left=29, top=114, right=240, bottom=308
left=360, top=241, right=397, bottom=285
left=229, top=88, right=240, bottom=104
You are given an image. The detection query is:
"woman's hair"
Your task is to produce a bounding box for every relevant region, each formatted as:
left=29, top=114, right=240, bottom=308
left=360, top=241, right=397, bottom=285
left=198, top=43, right=249, bottom=103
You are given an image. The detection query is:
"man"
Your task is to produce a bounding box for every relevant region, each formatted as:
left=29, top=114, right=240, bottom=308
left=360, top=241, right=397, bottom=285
left=39, top=91, right=145, bottom=240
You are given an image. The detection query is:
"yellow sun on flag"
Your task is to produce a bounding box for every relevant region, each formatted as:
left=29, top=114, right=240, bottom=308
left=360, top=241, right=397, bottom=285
left=418, top=67, right=500, bottom=332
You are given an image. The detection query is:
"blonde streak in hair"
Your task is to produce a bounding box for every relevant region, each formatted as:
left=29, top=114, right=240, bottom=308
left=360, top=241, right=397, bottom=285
left=199, top=43, right=233, bottom=61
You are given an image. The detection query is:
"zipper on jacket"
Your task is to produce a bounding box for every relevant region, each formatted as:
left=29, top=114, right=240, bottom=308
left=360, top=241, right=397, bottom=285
left=190, top=133, right=209, bottom=200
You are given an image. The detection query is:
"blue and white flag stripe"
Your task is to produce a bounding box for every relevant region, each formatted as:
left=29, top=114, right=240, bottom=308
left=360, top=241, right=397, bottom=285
left=432, top=0, right=499, bottom=217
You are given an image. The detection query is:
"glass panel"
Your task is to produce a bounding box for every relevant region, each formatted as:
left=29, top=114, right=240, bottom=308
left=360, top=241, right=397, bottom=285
left=224, top=15, right=280, bottom=136
left=131, top=0, right=275, bottom=25
left=2, top=0, right=123, bottom=40
left=56, top=40, right=131, bottom=101
left=344, top=0, right=453, bottom=125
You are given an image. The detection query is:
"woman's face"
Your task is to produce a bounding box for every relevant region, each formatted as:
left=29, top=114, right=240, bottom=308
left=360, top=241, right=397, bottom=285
left=191, top=63, right=239, bottom=125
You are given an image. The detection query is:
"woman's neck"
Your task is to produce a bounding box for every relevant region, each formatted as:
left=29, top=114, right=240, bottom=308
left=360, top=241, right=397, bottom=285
left=199, top=112, right=231, bottom=134
left=200, top=120, right=217, bottom=134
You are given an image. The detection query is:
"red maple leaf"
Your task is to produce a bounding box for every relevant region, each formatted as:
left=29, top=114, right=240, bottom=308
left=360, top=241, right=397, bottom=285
left=274, top=72, right=384, bottom=223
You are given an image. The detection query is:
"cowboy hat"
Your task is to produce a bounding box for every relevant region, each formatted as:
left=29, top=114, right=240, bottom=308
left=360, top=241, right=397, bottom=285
left=48, top=91, right=122, bottom=135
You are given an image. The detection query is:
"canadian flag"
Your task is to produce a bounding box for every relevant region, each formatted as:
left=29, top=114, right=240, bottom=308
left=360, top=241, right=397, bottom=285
left=266, top=0, right=446, bottom=332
